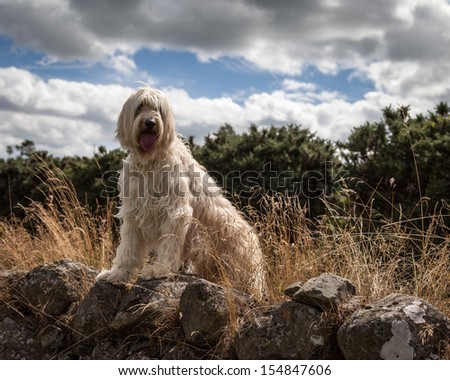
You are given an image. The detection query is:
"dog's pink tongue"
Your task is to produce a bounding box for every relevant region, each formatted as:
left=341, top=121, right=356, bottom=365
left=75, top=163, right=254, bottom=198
left=140, top=133, right=156, bottom=152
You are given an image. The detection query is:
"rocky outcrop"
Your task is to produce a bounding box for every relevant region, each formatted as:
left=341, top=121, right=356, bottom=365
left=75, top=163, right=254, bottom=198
left=285, top=273, right=356, bottom=311
left=0, top=261, right=449, bottom=359
left=15, top=260, right=98, bottom=317
left=338, top=293, right=450, bottom=360
left=234, top=273, right=359, bottom=360
left=235, top=300, right=339, bottom=359
left=180, top=279, right=256, bottom=348
left=0, top=260, right=97, bottom=359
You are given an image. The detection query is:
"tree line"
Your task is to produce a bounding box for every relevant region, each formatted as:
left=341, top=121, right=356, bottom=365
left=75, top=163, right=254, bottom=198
left=1, top=102, right=449, bottom=224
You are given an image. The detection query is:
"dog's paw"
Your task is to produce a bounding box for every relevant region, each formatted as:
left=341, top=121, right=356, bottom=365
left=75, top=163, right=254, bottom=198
left=96, top=269, right=130, bottom=284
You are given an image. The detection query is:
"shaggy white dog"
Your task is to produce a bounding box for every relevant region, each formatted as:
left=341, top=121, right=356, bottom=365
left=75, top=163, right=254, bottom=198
left=96, top=87, right=264, bottom=295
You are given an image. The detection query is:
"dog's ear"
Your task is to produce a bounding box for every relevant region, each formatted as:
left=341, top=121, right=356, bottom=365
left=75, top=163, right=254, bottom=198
left=157, top=93, right=176, bottom=147
left=116, top=94, right=138, bottom=149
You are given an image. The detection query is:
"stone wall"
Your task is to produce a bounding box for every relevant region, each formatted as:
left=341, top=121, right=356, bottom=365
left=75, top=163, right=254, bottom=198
left=1, top=260, right=449, bottom=359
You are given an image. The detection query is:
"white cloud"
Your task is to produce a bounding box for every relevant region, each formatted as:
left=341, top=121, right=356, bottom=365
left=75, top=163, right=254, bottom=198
left=363, top=60, right=450, bottom=110
left=104, top=54, right=137, bottom=77
left=1, top=0, right=450, bottom=156
left=0, top=0, right=448, bottom=117
left=282, top=79, right=317, bottom=92
left=165, top=88, right=244, bottom=129
left=0, top=67, right=134, bottom=156
left=0, top=111, right=104, bottom=156
left=0, top=0, right=448, bottom=102
left=0, top=67, right=132, bottom=120
left=1, top=0, right=449, bottom=76
left=1, top=65, right=447, bottom=158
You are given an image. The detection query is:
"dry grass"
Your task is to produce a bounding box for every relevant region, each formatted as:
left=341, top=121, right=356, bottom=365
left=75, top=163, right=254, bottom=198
left=0, top=160, right=116, bottom=271
left=0, top=161, right=449, bottom=319
left=250, top=188, right=449, bottom=317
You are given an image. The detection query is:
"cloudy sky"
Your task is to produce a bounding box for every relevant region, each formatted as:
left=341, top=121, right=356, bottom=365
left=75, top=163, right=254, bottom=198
left=1, top=0, right=450, bottom=157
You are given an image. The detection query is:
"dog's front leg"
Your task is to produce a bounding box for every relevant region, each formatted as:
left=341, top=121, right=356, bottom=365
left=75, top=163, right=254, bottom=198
left=96, top=217, right=147, bottom=283
left=140, top=208, right=192, bottom=280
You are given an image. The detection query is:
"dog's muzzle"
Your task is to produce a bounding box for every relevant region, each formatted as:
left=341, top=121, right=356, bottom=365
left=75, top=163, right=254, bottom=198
left=139, top=118, right=157, bottom=152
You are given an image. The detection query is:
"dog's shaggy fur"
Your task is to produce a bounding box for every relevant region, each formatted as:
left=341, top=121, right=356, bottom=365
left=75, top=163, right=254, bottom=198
left=96, top=87, right=264, bottom=295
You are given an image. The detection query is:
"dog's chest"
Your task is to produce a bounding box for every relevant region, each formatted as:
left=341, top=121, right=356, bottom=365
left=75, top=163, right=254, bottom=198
left=119, top=165, right=191, bottom=238
left=120, top=166, right=171, bottom=198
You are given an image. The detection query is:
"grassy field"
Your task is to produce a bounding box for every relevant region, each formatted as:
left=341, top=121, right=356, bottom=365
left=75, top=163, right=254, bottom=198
left=0, top=161, right=449, bottom=320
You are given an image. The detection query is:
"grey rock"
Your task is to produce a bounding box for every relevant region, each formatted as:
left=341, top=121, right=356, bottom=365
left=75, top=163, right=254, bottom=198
left=72, top=274, right=195, bottom=356
left=2, top=261, right=449, bottom=360
left=71, top=279, right=128, bottom=345
left=14, top=260, right=98, bottom=317
left=125, top=338, right=161, bottom=360
left=290, top=273, right=356, bottom=311
left=235, top=300, right=339, bottom=360
left=34, top=325, right=68, bottom=359
left=90, top=336, right=159, bottom=360
left=90, top=336, right=124, bottom=360
left=180, top=279, right=255, bottom=348
left=338, top=293, right=450, bottom=360
left=0, top=316, right=36, bottom=359
left=283, top=281, right=304, bottom=297
left=110, top=275, right=196, bottom=335
left=0, top=269, right=27, bottom=290
left=163, top=343, right=207, bottom=360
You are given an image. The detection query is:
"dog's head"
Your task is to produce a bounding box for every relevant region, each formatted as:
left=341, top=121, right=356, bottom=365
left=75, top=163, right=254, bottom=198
left=116, top=86, right=176, bottom=159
